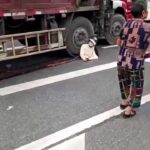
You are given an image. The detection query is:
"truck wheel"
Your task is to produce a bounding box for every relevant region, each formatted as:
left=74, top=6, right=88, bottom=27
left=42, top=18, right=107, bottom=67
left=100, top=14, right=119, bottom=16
left=66, top=17, right=94, bottom=56
left=105, top=14, right=125, bottom=45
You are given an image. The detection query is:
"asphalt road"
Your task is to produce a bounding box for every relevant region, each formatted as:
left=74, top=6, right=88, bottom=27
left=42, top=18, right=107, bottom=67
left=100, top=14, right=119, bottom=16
left=0, top=46, right=150, bottom=150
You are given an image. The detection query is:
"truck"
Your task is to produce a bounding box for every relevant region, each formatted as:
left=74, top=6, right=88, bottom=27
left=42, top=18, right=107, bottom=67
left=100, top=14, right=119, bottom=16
left=0, top=0, right=126, bottom=61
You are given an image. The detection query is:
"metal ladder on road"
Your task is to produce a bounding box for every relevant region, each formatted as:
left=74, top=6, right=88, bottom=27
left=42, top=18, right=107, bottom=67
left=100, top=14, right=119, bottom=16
left=0, top=28, right=66, bottom=61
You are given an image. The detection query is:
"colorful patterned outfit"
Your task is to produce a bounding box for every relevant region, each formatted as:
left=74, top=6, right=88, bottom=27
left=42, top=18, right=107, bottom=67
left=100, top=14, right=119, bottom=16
left=117, top=19, right=150, bottom=108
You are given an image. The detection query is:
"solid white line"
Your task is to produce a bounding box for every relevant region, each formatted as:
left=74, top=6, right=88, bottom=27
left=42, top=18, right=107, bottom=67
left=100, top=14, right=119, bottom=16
left=101, top=45, right=118, bottom=49
left=48, top=134, right=85, bottom=150
left=145, top=58, right=150, bottom=62
left=15, top=94, right=150, bottom=150
left=0, top=62, right=117, bottom=96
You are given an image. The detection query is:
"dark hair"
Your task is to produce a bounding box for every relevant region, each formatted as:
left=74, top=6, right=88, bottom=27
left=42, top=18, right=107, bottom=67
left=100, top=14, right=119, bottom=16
left=131, top=1, right=147, bottom=18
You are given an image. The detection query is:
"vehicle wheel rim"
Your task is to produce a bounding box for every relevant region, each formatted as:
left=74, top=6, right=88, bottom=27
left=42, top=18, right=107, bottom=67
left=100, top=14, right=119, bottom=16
left=111, top=22, right=122, bottom=37
left=73, top=27, right=89, bottom=49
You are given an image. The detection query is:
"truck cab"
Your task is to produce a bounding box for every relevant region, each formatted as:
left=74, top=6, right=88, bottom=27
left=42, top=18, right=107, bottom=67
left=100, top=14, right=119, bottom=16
left=113, top=0, right=150, bottom=20
left=113, top=0, right=133, bottom=19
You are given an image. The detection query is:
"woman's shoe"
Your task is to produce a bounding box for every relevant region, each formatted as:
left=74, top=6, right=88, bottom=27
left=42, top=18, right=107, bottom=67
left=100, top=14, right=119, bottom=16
left=122, top=109, right=136, bottom=118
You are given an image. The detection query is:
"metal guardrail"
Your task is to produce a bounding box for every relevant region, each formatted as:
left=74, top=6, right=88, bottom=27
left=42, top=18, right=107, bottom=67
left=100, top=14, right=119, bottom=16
left=0, top=28, right=66, bottom=61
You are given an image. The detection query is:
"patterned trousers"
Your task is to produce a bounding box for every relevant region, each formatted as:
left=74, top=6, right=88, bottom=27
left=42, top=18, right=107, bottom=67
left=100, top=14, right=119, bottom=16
left=117, top=66, right=144, bottom=108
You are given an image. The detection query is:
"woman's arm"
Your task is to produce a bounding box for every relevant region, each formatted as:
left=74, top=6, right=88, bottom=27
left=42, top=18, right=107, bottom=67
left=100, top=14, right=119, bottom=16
left=116, top=38, right=122, bottom=46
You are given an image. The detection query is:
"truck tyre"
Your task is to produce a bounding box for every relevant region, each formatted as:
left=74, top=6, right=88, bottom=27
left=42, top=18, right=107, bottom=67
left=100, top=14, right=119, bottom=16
left=65, top=17, right=94, bottom=56
left=105, top=14, right=125, bottom=45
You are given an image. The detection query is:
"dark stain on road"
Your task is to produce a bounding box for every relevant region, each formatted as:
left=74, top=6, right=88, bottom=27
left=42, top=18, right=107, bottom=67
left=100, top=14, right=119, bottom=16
left=0, top=50, right=78, bottom=80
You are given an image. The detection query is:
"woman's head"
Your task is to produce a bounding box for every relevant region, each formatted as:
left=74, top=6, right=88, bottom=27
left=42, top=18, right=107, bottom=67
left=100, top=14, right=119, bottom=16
left=131, top=0, right=148, bottom=19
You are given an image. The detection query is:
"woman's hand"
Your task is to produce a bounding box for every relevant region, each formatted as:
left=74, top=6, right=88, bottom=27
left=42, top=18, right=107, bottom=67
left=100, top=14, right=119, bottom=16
left=116, top=38, right=122, bottom=46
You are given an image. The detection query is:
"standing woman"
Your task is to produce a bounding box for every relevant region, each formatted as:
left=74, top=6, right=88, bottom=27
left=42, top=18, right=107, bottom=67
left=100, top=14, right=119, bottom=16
left=116, top=0, right=150, bottom=118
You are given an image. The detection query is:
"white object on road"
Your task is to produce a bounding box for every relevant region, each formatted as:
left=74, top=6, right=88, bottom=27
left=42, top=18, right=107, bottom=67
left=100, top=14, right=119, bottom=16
left=7, top=106, right=14, bottom=111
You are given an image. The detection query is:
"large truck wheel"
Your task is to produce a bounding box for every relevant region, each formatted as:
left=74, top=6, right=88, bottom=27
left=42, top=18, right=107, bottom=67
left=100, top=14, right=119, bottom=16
left=66, top=17, right=94, bottom=56
left=105, top=14, right=125, bottom=45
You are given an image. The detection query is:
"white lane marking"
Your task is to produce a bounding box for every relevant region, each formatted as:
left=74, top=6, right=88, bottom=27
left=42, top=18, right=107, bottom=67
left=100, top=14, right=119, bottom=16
left=48, top=134, right=85, bottom=150
left=0, top=62, right=117, bottom=96
left=15, top=94, right=150, bottom=150
left=145, top=58, right=150, bottom=62
left=101, top=45, right=118, bottom=49
left=7, top=106, right=14, bottom=111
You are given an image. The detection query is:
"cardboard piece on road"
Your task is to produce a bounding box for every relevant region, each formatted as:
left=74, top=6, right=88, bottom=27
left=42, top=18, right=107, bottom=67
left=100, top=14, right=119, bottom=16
left=48, top=134, right=85, bottom=150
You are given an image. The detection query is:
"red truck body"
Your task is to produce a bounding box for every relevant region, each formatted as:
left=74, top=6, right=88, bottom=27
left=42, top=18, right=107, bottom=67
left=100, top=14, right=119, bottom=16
left=0, top=0, right=101, bottom=17
left=113, top=0, right=133, bottom=20
left=122, top=0, right=132, bottom=19
left=1, top=0, right=132, bottom=19
left=0, top=0, right=73, bottom=16
left=121, top=0, right=133, bottom=19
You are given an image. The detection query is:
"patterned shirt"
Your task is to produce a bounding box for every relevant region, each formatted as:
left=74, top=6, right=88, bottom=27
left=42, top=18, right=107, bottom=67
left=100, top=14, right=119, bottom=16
left=117, top=19, right=150, bottom=70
